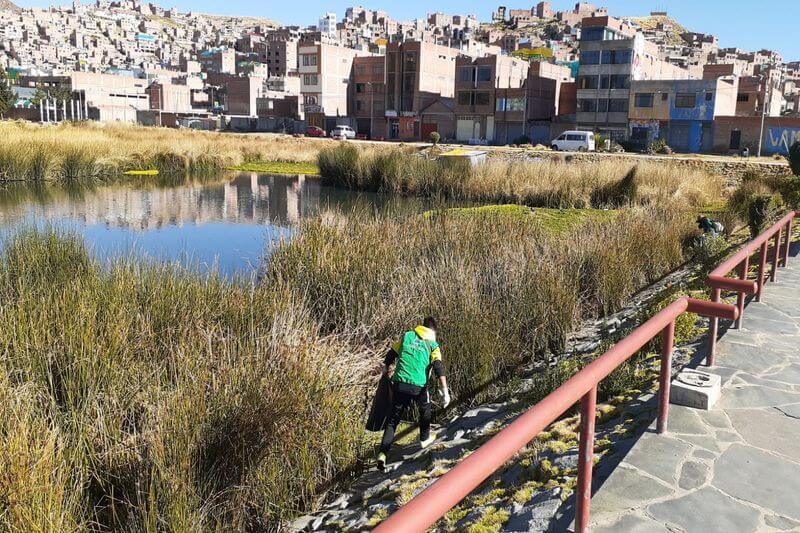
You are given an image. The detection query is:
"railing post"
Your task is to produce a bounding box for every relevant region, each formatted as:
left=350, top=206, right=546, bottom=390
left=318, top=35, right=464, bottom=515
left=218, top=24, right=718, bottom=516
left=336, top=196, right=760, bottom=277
left=707, top=288, right=721, bottom=366
left=771, top=228, right=782, bottom=283
left=658, top=320, right=676, bottom=434
left=575, top=386, right=597, bottom=533
left=735, top=257, right=749, bottom=329
left=783, top=218, right=793, bottom=268
left=756, top=241, right=768, bottom=302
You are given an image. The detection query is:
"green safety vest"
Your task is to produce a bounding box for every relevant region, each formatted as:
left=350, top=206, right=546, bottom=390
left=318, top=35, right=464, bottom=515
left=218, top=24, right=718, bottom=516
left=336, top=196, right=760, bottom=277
left=393, top=330, right=436, bottom=388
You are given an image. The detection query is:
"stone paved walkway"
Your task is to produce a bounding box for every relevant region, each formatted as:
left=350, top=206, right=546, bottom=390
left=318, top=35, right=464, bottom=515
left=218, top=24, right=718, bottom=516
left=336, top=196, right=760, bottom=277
left=588, top=246, right=800, bottom=533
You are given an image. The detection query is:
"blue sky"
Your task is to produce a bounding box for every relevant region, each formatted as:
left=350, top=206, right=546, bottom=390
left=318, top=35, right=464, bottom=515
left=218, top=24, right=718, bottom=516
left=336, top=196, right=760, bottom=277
left=16, top=0, right=799, bottom=60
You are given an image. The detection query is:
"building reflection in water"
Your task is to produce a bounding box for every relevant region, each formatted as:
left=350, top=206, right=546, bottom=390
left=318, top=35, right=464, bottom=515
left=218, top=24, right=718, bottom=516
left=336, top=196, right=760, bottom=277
left=0, top=173, right=385, bottom=276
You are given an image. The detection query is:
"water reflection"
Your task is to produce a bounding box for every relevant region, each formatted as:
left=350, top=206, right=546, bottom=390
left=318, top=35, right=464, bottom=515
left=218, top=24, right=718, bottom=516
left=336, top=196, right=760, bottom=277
left=0, top=173, right=421, bottom=277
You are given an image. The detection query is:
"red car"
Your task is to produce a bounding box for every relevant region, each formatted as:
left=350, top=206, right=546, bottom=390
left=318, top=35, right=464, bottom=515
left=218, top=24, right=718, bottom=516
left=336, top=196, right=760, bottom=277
left=305, top=126, right=326, bottom=137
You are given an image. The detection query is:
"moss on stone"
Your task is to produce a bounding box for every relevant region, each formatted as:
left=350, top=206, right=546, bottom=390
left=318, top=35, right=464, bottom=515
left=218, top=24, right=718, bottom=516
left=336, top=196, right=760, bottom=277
left=365, top=508, right=389, bottom=528
left=468, top=507, right=511, bottom=533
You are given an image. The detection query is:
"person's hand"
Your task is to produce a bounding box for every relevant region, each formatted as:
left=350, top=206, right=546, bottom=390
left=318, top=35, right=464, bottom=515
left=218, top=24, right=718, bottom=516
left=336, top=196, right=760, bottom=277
left=441, top=387, right=451, bottom=409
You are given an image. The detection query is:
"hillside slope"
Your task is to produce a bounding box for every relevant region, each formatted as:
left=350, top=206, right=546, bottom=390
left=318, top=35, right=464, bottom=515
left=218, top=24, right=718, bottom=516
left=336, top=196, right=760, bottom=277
left=0, top=0, right=21, bottom=12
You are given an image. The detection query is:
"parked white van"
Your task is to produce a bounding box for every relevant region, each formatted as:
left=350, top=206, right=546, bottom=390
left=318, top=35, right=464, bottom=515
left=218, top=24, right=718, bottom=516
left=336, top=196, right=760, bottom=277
left=330, top=125, right=357, bottom=140
left=551, top=131, right=595, bottom=152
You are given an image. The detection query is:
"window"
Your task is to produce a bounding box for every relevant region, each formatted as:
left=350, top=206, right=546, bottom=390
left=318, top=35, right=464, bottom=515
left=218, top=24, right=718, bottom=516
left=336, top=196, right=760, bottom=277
left=609, top=75, right=630, bottom=89
left=578, top=75, right=599, bottom=89
left=474, top=92, right=491, bottom=106
left=675, top=93, right=696, bottom=108
left=301, top=54, right=317, bottom=67
left=578, top=99, right=597, bottom=112
left=566, top=134, right=584, bottom=141
left=457, top=91, right=472, bottom=106
left=581, top=27, right=605, bottom=41
left=662, top=93, right=669, bottom=101
left=597, top=99, right=609, bottom=112
left=355, top=83, right=365, bottom=93
left=601, top=49, right=633, bottom=65
left=506, top=96, right=526, bottom=111
left=303, top=74, right=318, bottom=85
left=737, top=93, right=749, bottom=102
left=496, top=97, right=506, bottom=111
left=634, top=93, right=654, bottom=108
left=705, top=92, right=713, bottom=102
left=608, top=99, right=628, bottom=112
left=476, top=66, right=492, bottom=82
left=580, top=51, right=600, bottom=65
left=458, top=67, right=474, bottom=83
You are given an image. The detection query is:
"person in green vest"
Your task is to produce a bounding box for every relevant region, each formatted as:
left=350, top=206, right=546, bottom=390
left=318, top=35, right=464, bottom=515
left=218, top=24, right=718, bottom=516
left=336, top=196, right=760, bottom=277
left=377, top=316, right=450, bottom=471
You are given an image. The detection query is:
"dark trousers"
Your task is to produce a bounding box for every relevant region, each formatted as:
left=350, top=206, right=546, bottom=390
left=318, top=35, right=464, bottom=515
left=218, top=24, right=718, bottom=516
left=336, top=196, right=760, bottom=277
left=379, top=383, right=431, bottom=455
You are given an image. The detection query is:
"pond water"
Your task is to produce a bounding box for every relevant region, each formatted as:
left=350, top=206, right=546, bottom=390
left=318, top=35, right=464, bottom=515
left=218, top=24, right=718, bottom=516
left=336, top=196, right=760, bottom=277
left=0, top=173, right=427, bottom=278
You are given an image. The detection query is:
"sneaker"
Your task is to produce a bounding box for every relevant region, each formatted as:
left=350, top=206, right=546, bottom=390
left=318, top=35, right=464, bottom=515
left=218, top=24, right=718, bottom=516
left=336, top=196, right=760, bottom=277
left=420, top=432, right=436, bottom=449
left=376, top=452, right=387, bottom=471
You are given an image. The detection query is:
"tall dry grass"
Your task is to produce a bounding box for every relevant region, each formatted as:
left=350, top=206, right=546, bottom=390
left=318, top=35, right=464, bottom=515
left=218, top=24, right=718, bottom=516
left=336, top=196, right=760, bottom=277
left=0, top=229, right=373, bottom=531
left=266, top=206, right=693, bottom=398
left=0, top=121, right=327, bottom=181
left=318, top=145, right=723, bottom=208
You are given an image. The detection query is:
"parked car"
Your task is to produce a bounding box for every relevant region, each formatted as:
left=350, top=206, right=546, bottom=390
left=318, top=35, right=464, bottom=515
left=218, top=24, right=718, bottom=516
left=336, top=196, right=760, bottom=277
left=551, top=131, right=596, bottom=152
left=305, top=126, right=326, bottom=137
left=330, top=125, right=357, bottom=140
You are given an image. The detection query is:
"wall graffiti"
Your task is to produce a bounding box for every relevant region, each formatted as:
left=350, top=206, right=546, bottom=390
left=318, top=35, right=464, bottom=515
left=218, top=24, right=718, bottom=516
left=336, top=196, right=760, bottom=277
left=767, top=127, right=800, bottom=155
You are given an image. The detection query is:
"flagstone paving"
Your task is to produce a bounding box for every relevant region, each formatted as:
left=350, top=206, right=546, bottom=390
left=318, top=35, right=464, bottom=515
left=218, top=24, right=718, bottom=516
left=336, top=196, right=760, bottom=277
left=589, top=248, right=800, bottom=533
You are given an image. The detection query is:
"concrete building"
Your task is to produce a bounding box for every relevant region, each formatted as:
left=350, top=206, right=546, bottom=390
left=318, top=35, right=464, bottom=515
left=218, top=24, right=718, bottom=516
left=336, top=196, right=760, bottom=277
left=207, top=73, right=263, bottom=116
left=198, top=48, right=236, bottom=75
left=146, top=80, right=192, bottom=113
left=713, top=116, right=800, bottom=155
left=576, top=16, right=690, bottom=140
left=298, top=40, right=369, bottom=128
left=350, top=55, right=386, bottom=139
left=454, top=54, right=529, bottom=143
left=384, top=40, right=462, bottom=141
left=627, top=77, right=737, bottom=152
left=525, top=62, right=576, bottom=144
left=318, top=13, right=337, bottom=38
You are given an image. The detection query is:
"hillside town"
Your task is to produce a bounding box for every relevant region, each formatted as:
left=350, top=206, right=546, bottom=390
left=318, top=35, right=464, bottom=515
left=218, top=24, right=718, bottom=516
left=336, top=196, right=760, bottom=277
left=1, top=0, right=799, bottom=155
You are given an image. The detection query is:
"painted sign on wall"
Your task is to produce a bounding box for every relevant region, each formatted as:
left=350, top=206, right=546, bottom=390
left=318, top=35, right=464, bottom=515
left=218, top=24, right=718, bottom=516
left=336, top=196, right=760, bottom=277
left=767, top=127, right=800, bottom=155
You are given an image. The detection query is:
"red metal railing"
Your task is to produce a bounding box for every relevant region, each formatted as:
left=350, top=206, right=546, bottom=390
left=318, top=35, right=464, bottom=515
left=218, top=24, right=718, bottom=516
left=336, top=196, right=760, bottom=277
left=376, top=211, right=797, bottom=533
left=375, top=298, right=737, bottom=533
left=706, top=211, right=796, bottom=364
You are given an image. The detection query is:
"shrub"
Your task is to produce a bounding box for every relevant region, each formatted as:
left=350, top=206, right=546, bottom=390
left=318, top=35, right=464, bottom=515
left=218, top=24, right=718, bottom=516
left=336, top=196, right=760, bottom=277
left=747, top=193, right=783, bottom=238
left=648, top=139, right=673, bottom=155
left=789, top=141, right=800, bottom=176
left=780, top=176, right=800, bottom=210
left=690, top=234, right=730, bottom=275
left=429, top=131, right=441, bottom=145
left=590, top=166, right=638, bottom=207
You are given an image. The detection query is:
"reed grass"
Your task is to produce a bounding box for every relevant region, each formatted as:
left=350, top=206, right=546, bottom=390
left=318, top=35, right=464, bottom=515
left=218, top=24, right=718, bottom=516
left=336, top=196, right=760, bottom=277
left=0, top=121, right=327, bottom=181
left=0, top=229, right=373, bottom=531
left=266, top=205, right=693, bottom=397
left=318, top=145, right=723, bottom=208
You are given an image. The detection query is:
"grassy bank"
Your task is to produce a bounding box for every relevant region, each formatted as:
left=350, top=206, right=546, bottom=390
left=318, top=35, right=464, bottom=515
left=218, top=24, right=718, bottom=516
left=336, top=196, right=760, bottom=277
left=0, top=230, right=372, bottom=530
left=0, top=198, right=700, bottom=529
left=0, top=121, right=326, bottom=181
left=266, top=206, right=693, bottom=397
left=318, top=144, right=722, bottom=208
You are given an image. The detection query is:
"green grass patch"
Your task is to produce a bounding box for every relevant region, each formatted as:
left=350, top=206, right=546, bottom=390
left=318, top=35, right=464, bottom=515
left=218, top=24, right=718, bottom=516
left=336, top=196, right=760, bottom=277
left=425, top=205, right=618, bottom=234
left=123, top=169, right=159, bottom=176
left=230, top=161, right=320, bottom=175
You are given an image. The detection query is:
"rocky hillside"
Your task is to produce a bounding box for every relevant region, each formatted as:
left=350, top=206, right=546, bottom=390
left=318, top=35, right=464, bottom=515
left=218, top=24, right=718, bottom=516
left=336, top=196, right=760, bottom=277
left=626, top=14, right=691, bottom=47
left=0, top=0, right=20, bottom=12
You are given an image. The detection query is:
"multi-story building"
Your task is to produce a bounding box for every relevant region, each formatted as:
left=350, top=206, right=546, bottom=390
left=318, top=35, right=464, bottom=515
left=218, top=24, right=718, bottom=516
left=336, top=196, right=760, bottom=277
left=146, top=80, right=192, bottom=113
left=199, top=48, right=235, bottom=75
left=453, top=54, right=529, bottom=143
left=350, top=55, right=386, bottom=138
left=384, top=40, right=461, bottom=141
left=525, top=62, right=576, bottom=144
left=298, top=40, right=369, bottom=128
left=575, top=15, right=690, bottom=140
left=627, top=77, right=738, bottom=152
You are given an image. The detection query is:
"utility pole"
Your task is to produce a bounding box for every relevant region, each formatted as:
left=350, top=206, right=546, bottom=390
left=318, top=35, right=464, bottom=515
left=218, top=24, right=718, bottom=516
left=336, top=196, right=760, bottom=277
left=757, top=66, right=774, bottom=157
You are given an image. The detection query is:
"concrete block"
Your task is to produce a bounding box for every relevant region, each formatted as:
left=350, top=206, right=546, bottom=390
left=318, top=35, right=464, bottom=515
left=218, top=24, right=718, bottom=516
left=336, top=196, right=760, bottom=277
left=670, top=369, right=721, bottom=410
